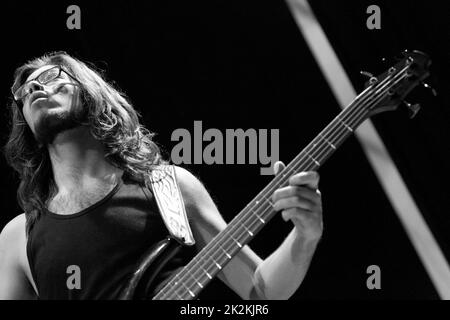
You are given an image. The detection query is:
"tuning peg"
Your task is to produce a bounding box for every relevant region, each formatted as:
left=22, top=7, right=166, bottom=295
left=422, top=82, right=437, bottom=96
left=360, top=71, right=374, bottom=78
left=404, top=101, right=421, bottom=119
left=360, top=71, right=378, bottom=84
left=401, top=49, right=411, bottom=59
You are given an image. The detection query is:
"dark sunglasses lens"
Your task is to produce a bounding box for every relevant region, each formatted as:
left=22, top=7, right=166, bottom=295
left=38, top=67, right=60, bottom=84
left=13, top=86, right=25, bottom=101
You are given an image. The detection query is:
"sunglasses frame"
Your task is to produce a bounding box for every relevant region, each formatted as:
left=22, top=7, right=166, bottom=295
left=12, top=65, right=80, bottom=103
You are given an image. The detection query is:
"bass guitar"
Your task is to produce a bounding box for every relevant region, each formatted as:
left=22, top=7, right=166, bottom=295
left=119, top=50, right=432, bottom=300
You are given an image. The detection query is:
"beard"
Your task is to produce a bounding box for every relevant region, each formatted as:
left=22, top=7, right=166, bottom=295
left=33, top=102, right=88, bottom=145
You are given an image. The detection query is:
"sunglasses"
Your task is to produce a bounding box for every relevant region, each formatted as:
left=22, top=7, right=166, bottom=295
left=12, top=65, right=80, bottom=102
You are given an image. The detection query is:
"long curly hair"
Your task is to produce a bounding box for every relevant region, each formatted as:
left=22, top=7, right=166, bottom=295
left=4, top=51, right=167, bottom=235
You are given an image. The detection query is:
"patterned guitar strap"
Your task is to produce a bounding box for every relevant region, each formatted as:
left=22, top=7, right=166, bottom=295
left=147, top=165, right=195, bottom=246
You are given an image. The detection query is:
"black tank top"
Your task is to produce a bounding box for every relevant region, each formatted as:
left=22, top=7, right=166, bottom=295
left=26, top=174, right=195, bottom=299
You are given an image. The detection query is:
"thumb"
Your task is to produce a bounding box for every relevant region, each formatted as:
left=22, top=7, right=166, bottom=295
left=274, top=160, right=286, bottom=176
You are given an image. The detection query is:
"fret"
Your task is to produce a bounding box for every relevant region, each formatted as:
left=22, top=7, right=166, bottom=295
left=263, top=195, right=274, bottom=206
left=252, top=211, right=265, bottom=224
left=255, top=197, right=273, bottom=207
left=213, top=259, right=222, bottom=270
left=201, top=266, right=213, bottom=279
left=318, top=133, right=336, bottom=150
left=243, top=224, right=254, bottom=237
left=172, top=281, right=184, bottom=300
left=189, top=270, right=205, bottom=289
left=230, top=235, right=243, bottom=247
left=305, top=151, right=321, bottom=166
left=220, top=244, right=232, bottom=259
left=337, top=116, right=354, bottom=132
left=181, top=282, right=195, bottom=298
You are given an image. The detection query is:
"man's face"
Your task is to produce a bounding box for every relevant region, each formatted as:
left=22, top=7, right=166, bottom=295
left=20, top=64, right=84, bottom=144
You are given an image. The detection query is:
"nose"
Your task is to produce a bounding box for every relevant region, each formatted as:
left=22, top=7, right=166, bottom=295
left=27, top=81, right=44, bottom=95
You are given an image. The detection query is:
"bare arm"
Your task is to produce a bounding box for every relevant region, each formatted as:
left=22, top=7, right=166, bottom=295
left=174, top=164, right=322, bottom=300
left=0, top=214, right=37, bottom=300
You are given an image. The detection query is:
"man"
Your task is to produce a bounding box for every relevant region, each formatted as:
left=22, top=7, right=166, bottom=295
left=0, top=52, right=323, bottom=300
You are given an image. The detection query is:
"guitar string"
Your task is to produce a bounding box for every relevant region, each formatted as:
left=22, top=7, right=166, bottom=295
left=156, top=67, right=409, bottom=300
left=157, top=68, right=409, bottom=300
left=156, top=66, right=410, bottom=299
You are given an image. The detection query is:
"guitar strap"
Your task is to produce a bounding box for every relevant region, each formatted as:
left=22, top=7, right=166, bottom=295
left=146, top=165, right=195, bottom=246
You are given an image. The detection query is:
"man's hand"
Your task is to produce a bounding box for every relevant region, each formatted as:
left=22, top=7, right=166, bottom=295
left=271, top=161, right=323, bottom=241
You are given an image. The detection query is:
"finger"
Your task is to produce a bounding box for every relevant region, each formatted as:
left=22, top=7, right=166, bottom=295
left=274, top=161, right=286, bottom=176
left=281, top=207, right=312, bottom=222
left=289, top=171, right=320, bottom=189
left=272, top=185, right=321, bottom=204
left=272, top=196, right=319, bottom=212
left=281, top=207, right=301, bottom=222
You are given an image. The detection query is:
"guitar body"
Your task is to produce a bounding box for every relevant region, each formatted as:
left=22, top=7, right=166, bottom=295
left=119, top=237, right=182, bottom=300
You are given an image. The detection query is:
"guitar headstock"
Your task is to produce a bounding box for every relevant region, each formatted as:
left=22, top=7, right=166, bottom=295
left=362, top=50, right=432, bottom=118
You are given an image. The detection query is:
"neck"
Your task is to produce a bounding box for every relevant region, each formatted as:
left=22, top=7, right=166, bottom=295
left=47, top=126, right=123, bottom=194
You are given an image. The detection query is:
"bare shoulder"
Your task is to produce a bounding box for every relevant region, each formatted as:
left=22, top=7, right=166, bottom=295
left=0, top=214, right=27, bottom=273
left=0, top=214, right=38, bottom=299
left=0, top=213, right=26, bottom=247
left=173, top=165, right=212, bottom=207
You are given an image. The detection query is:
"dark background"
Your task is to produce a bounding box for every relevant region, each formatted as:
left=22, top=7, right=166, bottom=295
left=1, top=0, right=449, bottom=299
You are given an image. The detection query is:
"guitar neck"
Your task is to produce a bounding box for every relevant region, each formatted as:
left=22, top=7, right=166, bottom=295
left=153, top=95, right=371, bottom=300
